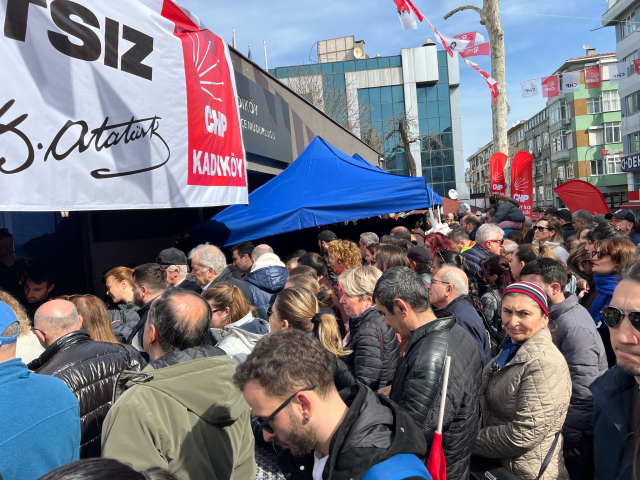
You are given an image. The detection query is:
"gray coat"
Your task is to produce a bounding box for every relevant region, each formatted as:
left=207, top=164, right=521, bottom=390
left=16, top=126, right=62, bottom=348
left=548, top=294, right=607, bottom=444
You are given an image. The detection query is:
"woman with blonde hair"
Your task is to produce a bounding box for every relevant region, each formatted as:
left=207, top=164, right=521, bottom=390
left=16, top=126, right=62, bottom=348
left=334, top=266, right=399, bottom=391
left=269, top=287, right=349, bottom=373
left=202, top=282, right=269, bottom=363
left=64, top=295, right=119, bottom=344
left=0, top=288, right=42, bottom=362
left=533, top=216, right=569, bottom=264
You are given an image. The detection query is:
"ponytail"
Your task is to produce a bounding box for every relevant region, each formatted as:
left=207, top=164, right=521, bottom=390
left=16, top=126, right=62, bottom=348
left=316, top=314, right=351, bottom=358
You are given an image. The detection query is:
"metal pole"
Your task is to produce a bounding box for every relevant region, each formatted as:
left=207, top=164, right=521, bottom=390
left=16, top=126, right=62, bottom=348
left=263, top=40, right=268, bottom=70
left=232, top=28, right=235, bottom=48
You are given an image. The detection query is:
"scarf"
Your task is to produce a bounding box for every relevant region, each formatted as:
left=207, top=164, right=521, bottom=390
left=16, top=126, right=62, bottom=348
left=588, top=274, right=620, bottom=325
left=490, top=336, right=523, bottom=373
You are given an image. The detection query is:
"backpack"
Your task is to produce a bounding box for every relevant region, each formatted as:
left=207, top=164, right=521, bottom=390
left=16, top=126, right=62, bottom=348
left=362, top=454, right=432, bottom=480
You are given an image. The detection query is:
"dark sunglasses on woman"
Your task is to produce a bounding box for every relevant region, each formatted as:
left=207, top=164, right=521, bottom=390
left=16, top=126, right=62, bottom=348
left=601, top=305, right=640, bottom=331
left=533, top=226, right=550, bottom=232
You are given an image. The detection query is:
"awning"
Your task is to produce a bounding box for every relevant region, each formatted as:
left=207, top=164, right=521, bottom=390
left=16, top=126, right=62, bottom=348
left=621, top=201, right=640, bottom=210
left=192, top=136, right=441, bottom=246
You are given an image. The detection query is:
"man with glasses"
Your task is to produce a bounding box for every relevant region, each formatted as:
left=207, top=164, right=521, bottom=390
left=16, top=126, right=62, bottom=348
left=590, top=262, right=640, bottom=480
left=28, top=299, right=145, bottom=458
left=103, top=288, right=255, bottom=479
left=461, top=223, right=505, bottom=296
left=233, top=329, right=429, bottom=480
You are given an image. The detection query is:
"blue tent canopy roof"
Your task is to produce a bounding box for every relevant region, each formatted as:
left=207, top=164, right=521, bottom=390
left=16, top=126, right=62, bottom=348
left=193, top=137, right=442, bottom=246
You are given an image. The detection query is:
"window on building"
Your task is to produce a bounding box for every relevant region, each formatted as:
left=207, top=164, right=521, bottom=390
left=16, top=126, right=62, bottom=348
left=545, top=158, right=551, bottom=174
left=535, top=160, right=542, bottom=176
left=627, top=90, right=640, bottom=115
left=587, top=97, right=602, bottom=114
left=517, top=129, right=524, bottom=142
left=625, top=51, right=639, bottom=77
left=556, top=166, right=565, bottom=179
left=546, top=187, right=553, bottom=200
left=538, top=185, right=544, bottom=201
left=543, top=132, right=549, bottom=148
left=533, top=188, right=537, bottom=201
left=591, top=159, right=604, bottom=176
left=551, top=131, right=569, bottom=153
left=528, top=139, right=534, bottom=153
left=622, top=11, right=637, bottom=39
left=534, top=135, right=542, bottom=151
left=630, top=131, right=640, bottom=153
left=549, top=101, right=569, bottom=125
left=602, top=90, right=620, bottom=112
left=605, top=122, right=621, bottom=143
left=589, top=128, right=604, bottom=146
left=567, top=163, right=575, bottom=179
left=606, top=153, right=622, bottom=174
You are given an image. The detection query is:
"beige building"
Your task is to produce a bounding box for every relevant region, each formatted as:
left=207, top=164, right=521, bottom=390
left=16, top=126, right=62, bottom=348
left=466, top=140, right=495, bottom=196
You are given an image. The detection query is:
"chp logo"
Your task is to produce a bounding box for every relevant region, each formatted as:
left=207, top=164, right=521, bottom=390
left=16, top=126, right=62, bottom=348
left=492, top=172, right=504, bottom=191
left=178, top=28, right=246, bottom=187
left=586, top=68, right=601, bottom=84
left=512, top=177, right=530, bottom=202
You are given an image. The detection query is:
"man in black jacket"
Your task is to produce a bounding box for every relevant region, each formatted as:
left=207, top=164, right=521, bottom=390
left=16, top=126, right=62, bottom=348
left=461, top=223, right=504, bottom=296
left=128, top=264, right=167, bottom=350
left=234, top=329, right=429, bottom=480
left=373, top=267, right=483, bottom=480
left=157, top=248, right=201, bottom=293
left=28, top=299, right=145, bottom=458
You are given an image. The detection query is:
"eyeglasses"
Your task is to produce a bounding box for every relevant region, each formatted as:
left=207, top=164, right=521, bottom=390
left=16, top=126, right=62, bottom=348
left=267, top=306, right=274, bottom=318
left=257, top=385, right=317, bottom=434
left=534, top=226, right=551, bottom=232
left=601, top=306, right=640, bottom=331
left=483, top=239, right=504, bottom=247
left=591, top=250, right=610, bottom=259
left=430, top=278, right=450, bottom=286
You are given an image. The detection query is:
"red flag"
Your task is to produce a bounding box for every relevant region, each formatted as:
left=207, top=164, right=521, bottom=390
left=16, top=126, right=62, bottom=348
left=426, top=18, right=454, bottom=57
left=555, top=180, right=610, bottom=214
left=541, top=75, right=559, bottom=98
left=490, top=152, right=508, bottom=194
left=465, top=59, right=499, bottom=103
left=453, top=31, right=485, bottom=48
left=634, top=59, right=640, bottom=76
left=427, top=432, right=447, bottom=480
left=459, top=42, right=490, bottom=59
left=392, top=0, right=424, bottom=21
left=585, top=66, right=602, bottom=89
left=511, top=151, right=533, bottom=217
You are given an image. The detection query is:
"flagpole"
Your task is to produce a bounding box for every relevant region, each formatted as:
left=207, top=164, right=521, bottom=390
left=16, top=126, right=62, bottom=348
left=232, top=28, right=235, bottom=49
left=436, top=356, right=451, bottom=434
left=264, top=40, right=268, bottom=70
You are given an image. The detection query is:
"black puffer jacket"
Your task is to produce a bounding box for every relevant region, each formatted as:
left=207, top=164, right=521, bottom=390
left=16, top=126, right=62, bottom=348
left=106, top=301, right=140, bottom=342
left=491, top=198, right=525, bottom=224
left=280, top=384, right=428, bottom=480
left=390, top=314, right=483, bottom=480
left=334, top=307, right=399, bottom=391
left=461, top=243, right=491, bottom=296
left=28, top=330, right=145, bottom=458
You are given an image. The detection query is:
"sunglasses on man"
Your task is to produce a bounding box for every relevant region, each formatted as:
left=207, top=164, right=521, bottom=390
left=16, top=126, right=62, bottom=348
left=601, top=306, right=640, bottom=331
left=256, top=385, right=317, bottom=434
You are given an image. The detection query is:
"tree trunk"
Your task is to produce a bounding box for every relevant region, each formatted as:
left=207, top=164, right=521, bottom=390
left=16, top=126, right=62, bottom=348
left=399, top=119, right=417, bottom=177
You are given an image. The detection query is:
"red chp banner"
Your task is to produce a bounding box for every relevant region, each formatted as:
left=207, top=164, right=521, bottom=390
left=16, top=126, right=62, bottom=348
left=459, top=42, right=490, bottom=59
left=585, top=67, right=603, bottom=89
left=489, top=152, right=508, bottom=194
left=541, top=75, right=559, bottom=98
left=510, top=151, right=533, bottom=217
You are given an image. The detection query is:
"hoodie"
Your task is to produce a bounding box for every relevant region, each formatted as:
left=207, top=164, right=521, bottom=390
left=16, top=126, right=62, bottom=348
left=210, top=312, right=270, bottom=363
left=245, top=253, right=289, bottom=319
left=491, top=198, right=525, bottom=224
left=101, top=345, right=256, bottom=480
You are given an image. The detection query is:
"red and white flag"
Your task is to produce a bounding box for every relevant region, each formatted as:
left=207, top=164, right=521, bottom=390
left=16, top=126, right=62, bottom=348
left=585, top=66, right=602, bottom=89
left=426, top=18, right=470, bottom=57
left=465, top=59, right=499, bottom=103
left=393, top=0, right=424, bottom=30
left=634, top=59, right=640, bottom=76
left=459, top=42, right=490, bottom=59
left=453, top=31, right=485, bottom=48
left=541, top=75, right=560, bottom=98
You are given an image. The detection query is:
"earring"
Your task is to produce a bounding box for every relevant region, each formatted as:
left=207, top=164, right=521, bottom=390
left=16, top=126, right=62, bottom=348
left=305, top=415, right=311, bottom=422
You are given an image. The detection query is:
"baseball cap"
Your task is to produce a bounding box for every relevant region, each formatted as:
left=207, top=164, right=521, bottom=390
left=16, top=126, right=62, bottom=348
left=407, top=246, right=432, bottom=264
left=613, top=210, right=635, bottom=223
left=156, top=248, right=188, bottom=266
left=0, top=301, right=20, bottom=346
left=317, top=230, right=338, bottom=242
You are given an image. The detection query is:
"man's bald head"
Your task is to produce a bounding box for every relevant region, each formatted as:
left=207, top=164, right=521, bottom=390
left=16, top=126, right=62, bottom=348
left=34, top=300, right=81, bottom=347
left=252, top=244, right=273, bottom=261
left=439, top=267, right=469, bottom=297
left=145, top=287, right=212, bottom=359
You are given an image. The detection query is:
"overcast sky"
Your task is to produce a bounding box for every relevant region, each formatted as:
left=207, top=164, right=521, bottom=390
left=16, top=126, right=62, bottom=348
left=180, top=0, right=616, bottom=162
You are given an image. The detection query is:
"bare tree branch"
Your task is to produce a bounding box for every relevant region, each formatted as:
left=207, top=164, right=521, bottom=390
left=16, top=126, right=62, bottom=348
left=443, top=4, right=482, bottom=20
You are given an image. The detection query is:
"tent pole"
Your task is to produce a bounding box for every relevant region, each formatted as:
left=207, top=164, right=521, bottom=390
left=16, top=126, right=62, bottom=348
left=428, top=208, right=436, bottom=231
left=437, top=206, right=442, bottom=224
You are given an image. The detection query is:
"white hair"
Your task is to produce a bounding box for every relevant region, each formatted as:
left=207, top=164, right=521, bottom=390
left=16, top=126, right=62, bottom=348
left=360, top=232, right=379, bottom=245
left=188, top=243, right=227, bottom=275
left=440, top=267, right=469, bottom=297
left=476, top=223, right=504, bottom=245
left=252, top=245, right=273, bottom=259
left=502, top=239, right=518, bottom=254
left=572, top=209, right=593, bottom=224
left=167, top=264, right=188, bottom=276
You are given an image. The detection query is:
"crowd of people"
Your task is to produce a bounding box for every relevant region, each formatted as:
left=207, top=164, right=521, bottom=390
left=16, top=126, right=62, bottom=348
left=2, top=196, right=640, bottom=480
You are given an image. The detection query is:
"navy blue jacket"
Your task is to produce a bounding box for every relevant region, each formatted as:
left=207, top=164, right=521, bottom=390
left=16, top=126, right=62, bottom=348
left=245, top=265, right=288, bottom=319
left=491, top=198, right=525, bottom=224
left=590, top=366, right=635, bottom=480
left=461, top=243, right=491, bottom=296
left=628, top=230, right=640, bottom=246
left=435, top=295, right=491, bottom=366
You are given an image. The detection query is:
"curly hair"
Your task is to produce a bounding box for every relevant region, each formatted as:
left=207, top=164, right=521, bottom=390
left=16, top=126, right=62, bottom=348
left=424, top=233, right=453, bottom=259
left=0, top=289, right=30, bottom=335
left=327, top=240, right=362, bottom=270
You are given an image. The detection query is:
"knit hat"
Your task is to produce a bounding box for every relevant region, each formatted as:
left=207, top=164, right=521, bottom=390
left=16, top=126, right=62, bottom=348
left=502, top=281, right=549, bottom=316
left=0, top=301, right=20, bottom=345
left=317, top=230, right=338, bottom=242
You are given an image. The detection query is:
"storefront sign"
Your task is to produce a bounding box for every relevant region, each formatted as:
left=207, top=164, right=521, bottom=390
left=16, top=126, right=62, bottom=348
left=622, top=152, right=640, bottom=172
left=234, top=74, right=293, bottom=164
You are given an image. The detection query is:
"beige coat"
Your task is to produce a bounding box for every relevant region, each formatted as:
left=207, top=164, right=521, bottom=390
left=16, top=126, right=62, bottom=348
left=473, top=328, right=572, bottom=480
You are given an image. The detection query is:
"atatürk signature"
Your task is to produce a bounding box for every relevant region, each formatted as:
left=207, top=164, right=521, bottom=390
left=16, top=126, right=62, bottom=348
left=0, top=99, right=170, bottom=178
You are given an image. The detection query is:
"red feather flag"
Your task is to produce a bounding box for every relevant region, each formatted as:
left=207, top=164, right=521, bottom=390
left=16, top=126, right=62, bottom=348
left=426, top=356, right=451, bottom=480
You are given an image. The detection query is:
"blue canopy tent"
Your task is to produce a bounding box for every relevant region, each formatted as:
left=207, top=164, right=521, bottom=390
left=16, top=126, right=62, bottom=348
left=193, top=137, right=442, bottom=246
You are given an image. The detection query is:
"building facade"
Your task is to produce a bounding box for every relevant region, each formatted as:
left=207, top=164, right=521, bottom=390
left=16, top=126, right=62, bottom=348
left=602, top=0, right=640, bottom=212
left=548, top=50, right=625, bottom=210
left=465, top=140, right=494, bottom=196
left=270, top=37, right=469, bottom=198
left=523, top=109, right=552, bottom=211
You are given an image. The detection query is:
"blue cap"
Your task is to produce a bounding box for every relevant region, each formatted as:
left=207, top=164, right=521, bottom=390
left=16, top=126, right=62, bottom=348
left=0, top=301, right=20, bottom=345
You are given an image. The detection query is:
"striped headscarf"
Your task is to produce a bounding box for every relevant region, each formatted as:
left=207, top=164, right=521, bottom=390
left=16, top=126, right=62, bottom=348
left=502, top=281, right=549, bottom=316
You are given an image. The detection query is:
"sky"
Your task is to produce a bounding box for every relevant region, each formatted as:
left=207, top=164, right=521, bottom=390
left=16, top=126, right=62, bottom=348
left=179, top=0, right=616, bottom=163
